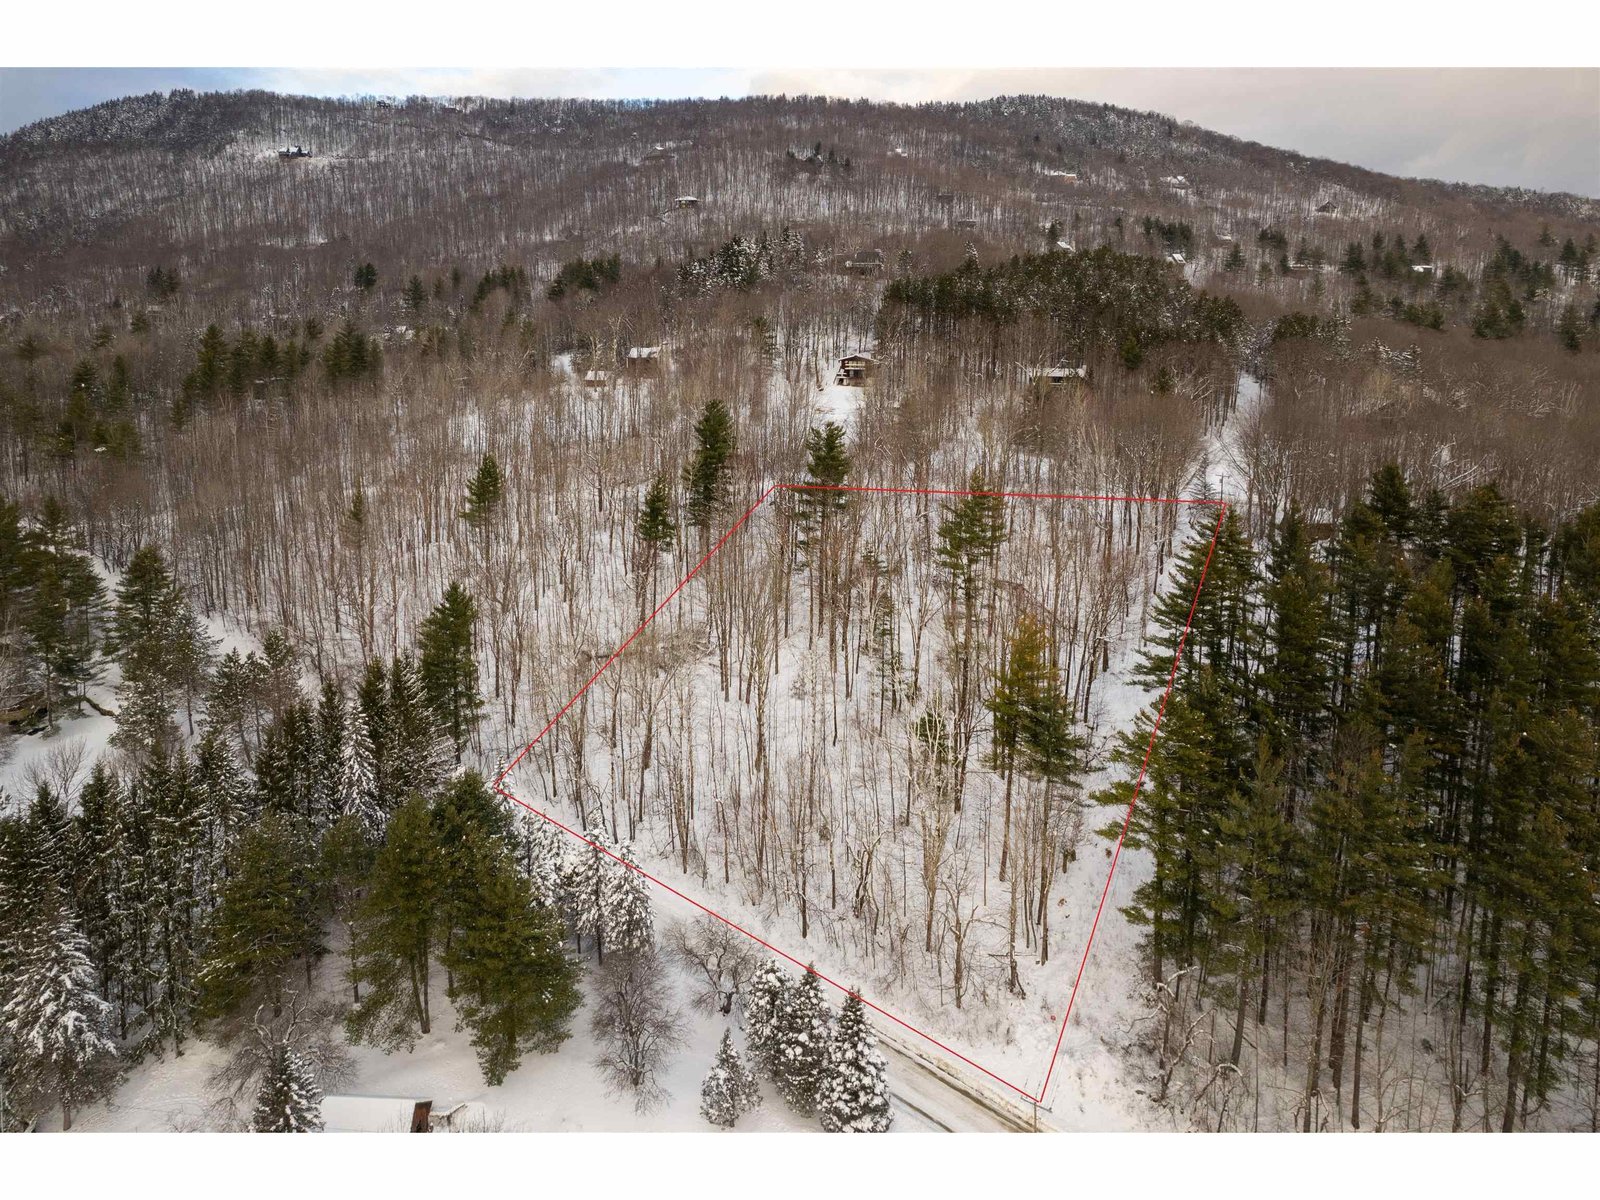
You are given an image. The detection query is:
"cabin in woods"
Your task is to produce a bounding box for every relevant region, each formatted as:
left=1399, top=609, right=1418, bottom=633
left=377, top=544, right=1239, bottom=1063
left=1315, top=200, right=1341, bottom=215
left=1025, top=363, right=1090, bottom=394
left=583, top=369, right=611, bottom=388
left=843, top=248, right=885, bottom=274
left=642, top=146, right=676, bottom=165
left=674, top=196, right=700, bottom=209
left=626, top=345, right=664, bottom=373
left=277, top=145, right=312, bottom=160
left=953, top=216, right=978, bottom=230
left=836, top=352, right=875, bottom=386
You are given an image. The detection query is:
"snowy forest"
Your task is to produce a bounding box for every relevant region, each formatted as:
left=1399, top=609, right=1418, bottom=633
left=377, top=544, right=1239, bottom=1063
left=1, top=88, right=1599, bottom=1133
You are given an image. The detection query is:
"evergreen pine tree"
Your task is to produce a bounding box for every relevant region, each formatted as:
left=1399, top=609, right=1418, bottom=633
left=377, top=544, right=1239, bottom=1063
left=310, top=680, right=348, bottom=827
left=684, top=396, right=736, bottom=537
left=403, top=274, right=427, bottom=315
left=565, top=828, right=614, bottom=962
left=601, top=842, right=655, bottom=956
left=462, top=454, right=505, bottom=530
left=250, top=1036, right=324, bottom=1132
left=818, top=992, right=892, bottom=1132
left=193, top=727, right=250, bottom=886
left=635, top=474, right=677, bottom=554
left=772, top=965, right=831, bottom=1116
left=417, top=582, right=483, bottom=759
left=196, top=810, right=322, bottom=1021
left=0, top=902, right=120, bottom=1130
left=743, top=959, right=791, bottom=1076
left=442, top=832, right=580, bottom=1085
left=386, top=652, right=452, bottom=795
left=69, top=763, right=126, bottom=1008
left=347, top=795, right=445, bottom=1048
left=700, top=1028, right=762, bottom=1128
left=336, top=699, right=384, bottom=841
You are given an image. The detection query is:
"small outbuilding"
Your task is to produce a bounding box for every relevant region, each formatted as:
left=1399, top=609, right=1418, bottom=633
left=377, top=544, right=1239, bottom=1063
left=583, top=369, right=611, bottom=387
left=277, top=145, right=312, bottom=160
left=321, top=1095, right=436, bottom=1133
left=674, top=196, right=700, bottom=209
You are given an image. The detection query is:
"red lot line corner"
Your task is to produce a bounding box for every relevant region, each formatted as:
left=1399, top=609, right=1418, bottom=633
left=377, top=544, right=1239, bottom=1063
left=491, top=481, right=1228, bottom=1110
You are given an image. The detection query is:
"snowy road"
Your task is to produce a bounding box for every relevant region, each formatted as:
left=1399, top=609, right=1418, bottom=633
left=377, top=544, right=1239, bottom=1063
left=880, top=1039, right=1049, bottom=1133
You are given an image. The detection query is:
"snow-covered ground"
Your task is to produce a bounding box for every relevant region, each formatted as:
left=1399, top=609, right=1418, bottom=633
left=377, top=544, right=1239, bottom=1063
left=58, top=878, right=986, bottom=1133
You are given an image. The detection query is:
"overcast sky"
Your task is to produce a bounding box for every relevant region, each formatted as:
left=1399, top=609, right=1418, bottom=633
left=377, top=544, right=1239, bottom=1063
left=2, top=67, right=1595, bottom=196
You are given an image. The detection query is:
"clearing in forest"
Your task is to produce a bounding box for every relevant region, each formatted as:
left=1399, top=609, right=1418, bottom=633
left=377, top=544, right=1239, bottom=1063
left=494, top=480, right=1226, bottom=1105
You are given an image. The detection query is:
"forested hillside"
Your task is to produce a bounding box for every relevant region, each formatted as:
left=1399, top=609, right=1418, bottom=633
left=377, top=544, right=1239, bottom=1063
left=0, top=88, right=1597, bottom=1133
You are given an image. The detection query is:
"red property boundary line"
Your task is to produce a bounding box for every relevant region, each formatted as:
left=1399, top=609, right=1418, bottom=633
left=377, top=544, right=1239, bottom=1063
left=491, top=481, right=1228, bottom=1110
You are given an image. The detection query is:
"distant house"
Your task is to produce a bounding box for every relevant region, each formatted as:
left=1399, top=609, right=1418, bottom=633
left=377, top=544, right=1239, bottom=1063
left=583, top=369, right=611, bottom=387
left=277, top=145, right=312, bottom=160
left=642, top=146, right=676, bottom=165
left=935, top=191, right=956, bottom=205
left=890, top=147, right=909, bottom=158
left=1412, top=263, right=1436, bottom=275
left=843, top=248, right=886, bottom=274
left=953, top=216, right=978, bottom=229
left=674, top=196, right=700, bottom=210
left=625, top=345, right=664, bottom=372
left=1315, top=201, right=1340, bottom=215
left=1027, top=363, right=1090, bottom=389
left=836, top=352, right=874, bottom=386
left=1166, top=251, right=1187, bottom=266
left=1159, top=174, right=1190, bottom=190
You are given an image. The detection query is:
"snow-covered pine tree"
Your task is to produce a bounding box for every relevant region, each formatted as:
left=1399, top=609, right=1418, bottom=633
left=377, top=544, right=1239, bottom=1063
left=386, top=651, right=452, bottom=796
left=818, top=992, right=892, bottom=1133
left=0, top=902, right=120, bottom=1129
left=743, top=959, right=790, bottom=1077
left=772, top=966, right=831, bottom=1116
left=143, top=749, right=206, bottom=1054
left=700, top=1028, right=762, bottom=1128
left=564, top=828, right=613, bottom=961
left=602, top=841, right=654, bottom=956
left=68, top=762, right=126, bottom=1007
left=336, top=698, right=384, bottom=841
left=250, top=1038, right=324, bottom=1132
left=193, top=727, right=249, bottom=892
left=515, top=805, right=567, bottom=908
left=310, top=679, right=348, bottom=828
